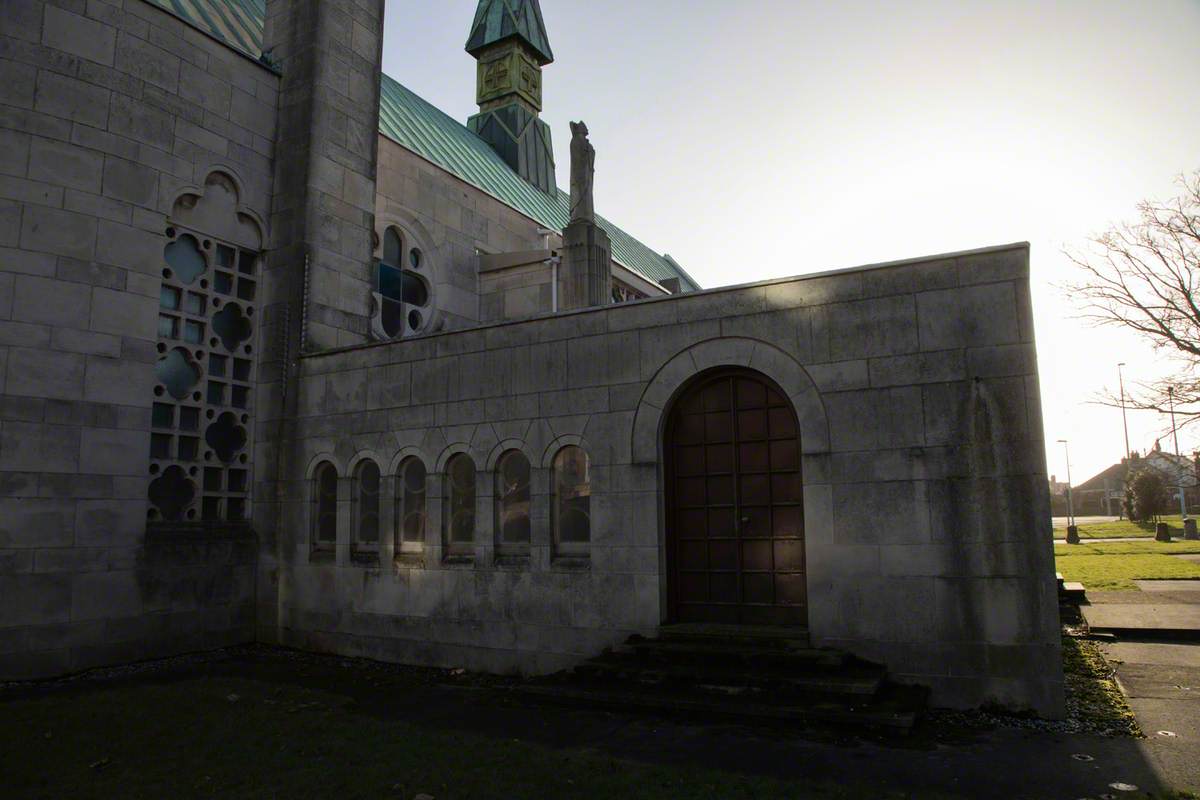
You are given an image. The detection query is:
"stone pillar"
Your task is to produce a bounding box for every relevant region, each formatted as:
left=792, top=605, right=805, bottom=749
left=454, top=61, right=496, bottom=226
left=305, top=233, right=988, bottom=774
left=1156, top=522, right=1172, bottom=542
left=263, top=0, right=385, bottom=351
left=1186, top=518, right=1198, bottom=540
left=559, top=219, right=612, bottom=311
left=1066, top=525, right=1080, bottom=544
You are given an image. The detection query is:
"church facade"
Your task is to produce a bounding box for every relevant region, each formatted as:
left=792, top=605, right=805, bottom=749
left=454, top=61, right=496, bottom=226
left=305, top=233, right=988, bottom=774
left=0, top=0, right=1063, bottom=716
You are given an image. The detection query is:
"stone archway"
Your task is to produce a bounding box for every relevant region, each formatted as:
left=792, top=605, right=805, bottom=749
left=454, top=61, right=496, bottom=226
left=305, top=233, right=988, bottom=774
left=630, top=337, right=832, bottom=631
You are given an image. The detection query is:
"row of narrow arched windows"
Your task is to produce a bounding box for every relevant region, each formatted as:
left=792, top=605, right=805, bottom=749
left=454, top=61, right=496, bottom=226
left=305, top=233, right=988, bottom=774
left=311, top=447, right=591, bottom=560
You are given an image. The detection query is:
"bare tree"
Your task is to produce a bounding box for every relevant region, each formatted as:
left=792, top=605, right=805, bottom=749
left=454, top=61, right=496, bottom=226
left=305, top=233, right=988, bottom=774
left=1066, top=170, right=1200, bottom=425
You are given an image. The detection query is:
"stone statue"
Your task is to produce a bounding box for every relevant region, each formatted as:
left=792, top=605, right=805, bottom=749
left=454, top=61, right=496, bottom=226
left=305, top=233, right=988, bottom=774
left=569, top=121, right=595, bottom=222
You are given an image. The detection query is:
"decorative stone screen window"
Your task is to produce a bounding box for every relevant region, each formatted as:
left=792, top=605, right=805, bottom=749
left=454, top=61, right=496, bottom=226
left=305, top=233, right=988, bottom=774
left=149, top=219, right=258, bottom=524
left=552, top=446, right=591, bottom=557
left=494, top=450, right=531, bottom=559
left=372, top=226, right=432, bottom=339
left=312, top=462, right=338, bottom=552
left=395, top=457, right=427, bottom=559
left=353, top=461, right=381, bottom=560
left=443, top=454, right=477, bottom=559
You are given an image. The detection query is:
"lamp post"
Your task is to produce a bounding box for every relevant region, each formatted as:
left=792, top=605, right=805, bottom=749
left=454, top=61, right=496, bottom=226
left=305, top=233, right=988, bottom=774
left=1058, top=439, right=1079, bottom=544
left=1169, top=386, right=1189, bottom=524
left=1118, top=363, right=1131, bottom=459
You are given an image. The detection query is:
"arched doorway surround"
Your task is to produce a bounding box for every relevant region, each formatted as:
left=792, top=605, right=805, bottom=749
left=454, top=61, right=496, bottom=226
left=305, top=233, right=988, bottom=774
left=630, top=338, right=831, bottom=629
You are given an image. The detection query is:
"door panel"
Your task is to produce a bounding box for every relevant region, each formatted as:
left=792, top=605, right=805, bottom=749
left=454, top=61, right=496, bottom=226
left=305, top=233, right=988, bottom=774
left=665, top=370, right=808, bottom=626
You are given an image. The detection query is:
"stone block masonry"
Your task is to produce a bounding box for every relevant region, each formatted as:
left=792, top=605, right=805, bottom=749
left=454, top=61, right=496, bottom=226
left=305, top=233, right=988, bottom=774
left=274, top=242, right=1063, bottom=717
left=0, top=0, right=277, bottom=681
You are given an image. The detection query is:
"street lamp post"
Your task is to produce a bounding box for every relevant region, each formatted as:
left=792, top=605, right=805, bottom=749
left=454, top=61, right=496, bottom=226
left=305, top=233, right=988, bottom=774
left=1118, top=363, right=1131, bottom=461
left=1058, top=439, right=1078, bottom=544
left=1168, top=387, right=1191, bottom=533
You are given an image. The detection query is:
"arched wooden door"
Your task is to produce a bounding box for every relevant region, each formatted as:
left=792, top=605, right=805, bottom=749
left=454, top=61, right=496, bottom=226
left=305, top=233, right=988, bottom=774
left=664, top=369, right=807, bottom=627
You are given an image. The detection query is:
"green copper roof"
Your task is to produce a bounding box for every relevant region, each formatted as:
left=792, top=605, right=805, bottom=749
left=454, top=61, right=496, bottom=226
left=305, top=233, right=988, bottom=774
left=466, top=0, right=554, bottom=65
left=146, top=0, right=699, bottom=292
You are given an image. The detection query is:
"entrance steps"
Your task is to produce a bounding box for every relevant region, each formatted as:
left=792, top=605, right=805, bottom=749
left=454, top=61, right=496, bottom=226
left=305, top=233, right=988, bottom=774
left=517, top=624, right=926, bottom=733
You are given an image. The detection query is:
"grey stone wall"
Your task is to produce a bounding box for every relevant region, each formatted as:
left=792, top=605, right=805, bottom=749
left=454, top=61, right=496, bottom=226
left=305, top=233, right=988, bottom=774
left=264, top=0, right=384, bottom=351
left=0, top=0, right=276, bottom=679
left=275, top=242, right=1063, bottom=716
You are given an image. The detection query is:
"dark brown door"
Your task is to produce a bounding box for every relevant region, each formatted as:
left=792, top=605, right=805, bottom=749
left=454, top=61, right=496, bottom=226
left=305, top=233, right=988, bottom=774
left=665, top=370, right=807, bottom=626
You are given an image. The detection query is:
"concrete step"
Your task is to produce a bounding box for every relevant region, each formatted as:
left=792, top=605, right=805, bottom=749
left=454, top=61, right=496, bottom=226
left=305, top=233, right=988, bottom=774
left=576, top=653, right=885, bottom=697
left=621, top=638, right=848, bottom=670
left=1059, top=582, right=1087, bottom=604
left=515, top=683, right=920, bottom=732
left=656, top=623, right=811, bottom=649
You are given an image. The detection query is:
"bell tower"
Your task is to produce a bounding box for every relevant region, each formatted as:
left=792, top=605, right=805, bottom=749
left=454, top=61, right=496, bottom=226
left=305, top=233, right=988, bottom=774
left=466, top=0, right=556, bottom=194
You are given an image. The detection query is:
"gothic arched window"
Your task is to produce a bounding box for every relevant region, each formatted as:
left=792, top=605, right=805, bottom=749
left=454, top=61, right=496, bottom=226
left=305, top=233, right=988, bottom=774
left=495, top=450, right=531, bottom=557
left=313, top=461, right=339, bottom=550
left=396, top=457, right=427, bottom=556
left=353, top=460, right=380, bottom=557
left=444, top=454, right=476, bottom=558
left=553, top=446, right=591, bottom=557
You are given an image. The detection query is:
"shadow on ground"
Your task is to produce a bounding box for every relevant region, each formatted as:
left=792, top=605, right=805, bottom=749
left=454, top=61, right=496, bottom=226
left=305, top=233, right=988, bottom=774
left=0, top=646, right=1182, bottom=799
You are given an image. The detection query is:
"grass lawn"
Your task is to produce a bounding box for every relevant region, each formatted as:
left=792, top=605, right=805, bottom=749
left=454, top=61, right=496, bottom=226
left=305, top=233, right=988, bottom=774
left=1051, top=516, right=1191, bottom=540
left=1054, top=540, right=1200, bottom=591
left=0, top=674, right=948, bottom=800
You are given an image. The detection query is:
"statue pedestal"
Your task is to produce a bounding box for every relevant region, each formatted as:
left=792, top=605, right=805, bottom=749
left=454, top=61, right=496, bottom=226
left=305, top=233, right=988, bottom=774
left=560, top=219, right=612, bottom=310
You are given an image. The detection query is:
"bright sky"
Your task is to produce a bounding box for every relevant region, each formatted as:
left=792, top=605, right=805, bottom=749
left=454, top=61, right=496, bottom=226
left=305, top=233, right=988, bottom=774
left=382, top=0, right=1200, bottom=485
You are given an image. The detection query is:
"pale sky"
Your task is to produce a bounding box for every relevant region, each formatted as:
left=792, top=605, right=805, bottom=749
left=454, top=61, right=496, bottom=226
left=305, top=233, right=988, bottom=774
left=381, top=0, right=1200, bottom=485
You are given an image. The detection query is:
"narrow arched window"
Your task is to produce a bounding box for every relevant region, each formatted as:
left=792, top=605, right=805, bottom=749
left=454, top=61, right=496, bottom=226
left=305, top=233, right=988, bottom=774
left=396, top=457, right=427, bottom=556
left=495, top=450, right=531, bottom=557
left=444, top=454, right=476, bottom=557
left=353, top=460, right=380, bottom=557
left=553, top=446, right=591, bottom=556
left=313, top=461, right=338, bottom=550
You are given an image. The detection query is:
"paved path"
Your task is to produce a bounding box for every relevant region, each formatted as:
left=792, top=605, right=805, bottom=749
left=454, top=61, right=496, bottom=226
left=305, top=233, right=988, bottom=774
left=1085, top=581, right=1200, bottom=636
left=1103, top=641, right=1200, bottom=792
left=1053, top=536, right=1153, bottom=543
left=1053, top=516, right=1120, bottom=528
left=1088, top=577, right=1200, bottom=790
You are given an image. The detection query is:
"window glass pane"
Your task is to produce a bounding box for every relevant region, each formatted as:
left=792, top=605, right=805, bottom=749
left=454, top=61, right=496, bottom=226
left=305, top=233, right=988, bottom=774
left=160, top=286, right=181, bottom=310
left=215, top=244, right=235, bottom=268
left=152, top=403, right=174, bottom=429
left=446, top=454, right=476, bottom=546
left=379, top=262, right=405, bottom=302
left=179, top=407, right=200, bottom=431
left=401, top=271, right=428, bottom=307
left=155, top=348, right=200, bottom=400
left=554, top=447, right=591, bottom=546
left=184, top=293, right=205, bottom=315
left=209, top=354, right=227, bottom=378
left=164, top=234, right=205, bottom=285
left=409, top=248, right=422, bottom=269
left=496, top=451, right=531, bottom=546
left=383, top=298, right=404, bottom=338
left=398, top=458, right=427, bottom=546
left=238, top=251, right=256, bottom=275
left=158, top=314, right=179, bottom=339
left=357, top=462, right=380, bottom=546
left=183, top=320, right=204, bottom=344
left=316, top=463, right=338, bottom=544
left=383, top=227, right=402, bottom=265
left=204, top=468, right=223, bottom=492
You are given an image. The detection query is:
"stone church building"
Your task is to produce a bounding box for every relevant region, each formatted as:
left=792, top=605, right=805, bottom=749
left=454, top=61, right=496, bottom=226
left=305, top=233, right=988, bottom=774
left=0, top=0, right=1063, bottom=716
